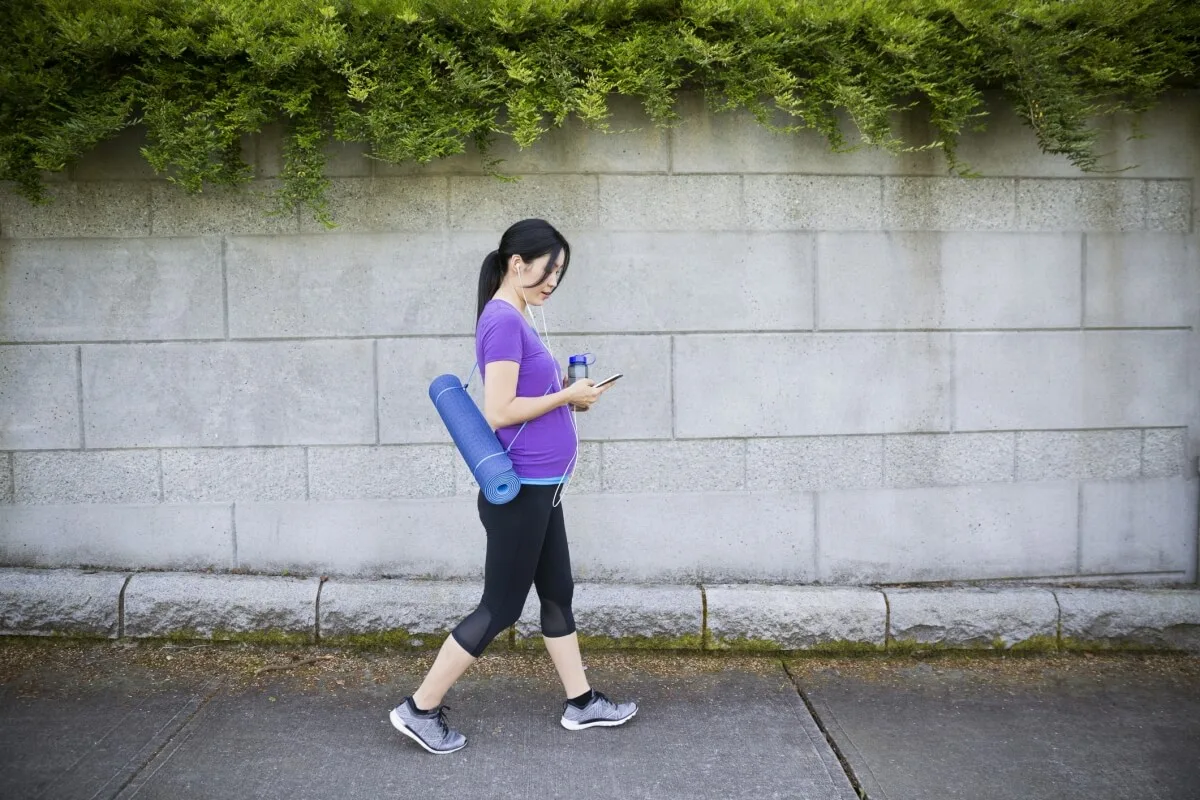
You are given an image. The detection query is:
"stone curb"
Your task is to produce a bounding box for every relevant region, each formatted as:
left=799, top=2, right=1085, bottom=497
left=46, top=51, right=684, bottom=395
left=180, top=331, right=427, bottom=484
left=1, top=568, right=1198, bottom=653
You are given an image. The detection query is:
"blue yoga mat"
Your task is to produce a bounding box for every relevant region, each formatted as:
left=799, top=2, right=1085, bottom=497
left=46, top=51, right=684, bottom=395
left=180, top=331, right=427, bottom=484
left=429, top=373, right=521, bottom=505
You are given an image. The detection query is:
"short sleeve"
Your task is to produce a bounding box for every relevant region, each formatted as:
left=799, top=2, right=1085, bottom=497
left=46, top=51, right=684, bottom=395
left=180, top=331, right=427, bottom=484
left=478, top=308, right=524, bottom=368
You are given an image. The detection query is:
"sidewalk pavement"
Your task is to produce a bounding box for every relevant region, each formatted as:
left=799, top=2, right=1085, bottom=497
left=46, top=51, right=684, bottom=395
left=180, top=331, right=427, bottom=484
left=1, top=640, right=1197, bottom=800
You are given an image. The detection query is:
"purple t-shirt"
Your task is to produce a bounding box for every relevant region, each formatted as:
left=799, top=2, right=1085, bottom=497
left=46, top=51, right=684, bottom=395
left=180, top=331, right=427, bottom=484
left=475, top=299, right=577, bottom=480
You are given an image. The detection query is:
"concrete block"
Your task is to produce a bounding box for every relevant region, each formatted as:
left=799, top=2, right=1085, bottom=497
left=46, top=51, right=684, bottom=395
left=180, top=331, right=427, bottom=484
left=515, top=583, right=703, bottom=646
left=674, top=333, right=951, bottom=437
left=162, top=447, right=308, bottom=502
left=954, top=331, right=1190, bottom=430
left=817, top=232, right=1081, bottom=329
left=123, top=572, right=320, bottom=640
left=1015, top=430, right=1142, bottom=481
left=449, top=175, right=598, bottom=231
left=600, top=175, right=742, bottom=230
left=536, top=231, right=814, bottom=332
left=0, top=345, right=80, bottom=449
left=745, top=175, right=881, bottom=230
left=1143, top=429, right=1187, bottom=478
left=235, top=497, right=485, bottom=577
left=455, top=442, right=600, bottom=496
left=0, top=182, right=150, bottom=238
left=603, top=439, right=744, bottom=493
left=377, top=336, right=477, bottom=445
left=318, top=578, right=482, bottom=643
left=705, top=585, right=886, bottom=649
left=818, top=482, right=1079, bottom=583
left=71, top=127, right=165, bottom=181
left=309, top=445, right=456, bottom=500
left=1015, top=179, right=1144, bottom=231
left=1056, top=588, right=1200, bottom=652
left=298, top=177, right=447, bottom=233
left=882, top=177, right=1016, bottom=230
left=0, top=567, right=127, bottom=637
left=82, top=341, right=375, bottom=447
left=256, top=125, right=372, bottom=178
left=746, top=436, right=882, bottom=491
left=1084, top=233, right=1197, bottom=327
left=0, top=503, right=232, bottom=570
left=884, top=433, right=1014, bottom=488
left=885, top=587, right=1059, bottom=648
left=1080, top=477, right=1198, bottom=574
left=13, top=450, right=159, bottom=504
left=0, top=455, right=11, bottom=504
left=0, top=238, right=224, bottom=342
left=561, top=491, right=815, bottom=583
left=522, top=334, right=672, bottom=441
left=150, top=181, right=298, bottom=236
left=226, top=234, right=466, bottom=338
left=1145, top=180, right=1192, bottom=232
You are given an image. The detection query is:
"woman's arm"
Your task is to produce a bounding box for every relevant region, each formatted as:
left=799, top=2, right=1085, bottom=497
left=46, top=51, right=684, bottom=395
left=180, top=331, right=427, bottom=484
left=482, top=360, right=604, bottom=428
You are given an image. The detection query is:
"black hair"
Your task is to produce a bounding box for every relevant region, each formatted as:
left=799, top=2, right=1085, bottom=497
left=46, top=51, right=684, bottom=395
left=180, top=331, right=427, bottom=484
left=476, top=218, right=571, bottom=321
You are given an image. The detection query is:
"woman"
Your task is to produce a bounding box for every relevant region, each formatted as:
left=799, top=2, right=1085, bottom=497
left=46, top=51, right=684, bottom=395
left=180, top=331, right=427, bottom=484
left=389, top=218, right=638, bottom=755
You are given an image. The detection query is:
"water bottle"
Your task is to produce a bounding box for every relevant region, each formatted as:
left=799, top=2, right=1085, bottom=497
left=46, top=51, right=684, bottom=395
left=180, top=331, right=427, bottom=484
left=566, top=354, right=591, bottom=411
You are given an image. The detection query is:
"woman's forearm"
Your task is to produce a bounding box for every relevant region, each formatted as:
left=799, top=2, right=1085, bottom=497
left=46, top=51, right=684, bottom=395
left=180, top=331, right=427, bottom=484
left=487, top=391, right=569, bottom=429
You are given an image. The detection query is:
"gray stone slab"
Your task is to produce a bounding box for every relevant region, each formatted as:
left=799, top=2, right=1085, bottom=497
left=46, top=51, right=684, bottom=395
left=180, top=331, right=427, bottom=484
left=818, top=482, right=1079, bottom=583
left=705, top=585, right=886, bottom=649
left=150, top=181, right=298, bottom=236
left=226, top=233, right=464, bottom=338
left=235, top=497, right=484, bottom=578
left=1015, top=178, right=1146, bottom=231
left=745, top=175, right=882, bottom=230
left=882, top=177, right=1017, bottom=230
left=954, top=331, right=1191, bottom=430
left=0, top=503, right=233, bottom=571
left=0, top=665, right=220, bottom=800
left=1145, top=179, right=1193, bottom=232
left=674, top=333, right=951, bottom=438
left=123, top=572, right=320, bottom=640
left=318, top=578, right=483, bottom=644
left=0, top=345, right=80, bottom=450
left=602, top=439, right=745, bottom=493
left=82, top=341, right=376, bottom=447
left=450, top=174, right=598, bottom=231
left=308, top=444, right=456, bottom=500
left=599, top=175, right=743, bottom=230
left=1056, top=588, right=1200, bottom=651
left=884, top=433, right=1014, bottom=488
left=255, top=123, right=372, bottom=178
left=71, top=126, right=166, bottom=181
left=746, top=436, right=883, bottom=491
left=297, top=177, right=447, bottom=233
left=801, top=661, right=1200, bottom=800
left=535, top=230, right=815, bottom=332
left=817, top=232, right=1081, bottom=329
left=0, top=182, right=151, bottom=238
left=0, top=454, right=12, bottom=504
left=161, top=447, right=308, bottom=502
left=1080, top=478, right=1198, bottom=574
left=377, top=336, right=477, bottom=445
left=0, top=567, right=126, bottom=637
left=1015, top=429, right=1142, bottom=482
left=885, top=587, right=1059, bottom=648
left=13, top=450, right=160, bottom=504
left=515, top=582, right=704, bottom=646
left=118, top=665, right=857, bottom=800
left=1084, top=233, right=1197, bottom=327
left=1143, top=428, right=1187, bottom=478
left=563, top=491, right=816, bottom=584
left=0, top=237, right=224, bottom=342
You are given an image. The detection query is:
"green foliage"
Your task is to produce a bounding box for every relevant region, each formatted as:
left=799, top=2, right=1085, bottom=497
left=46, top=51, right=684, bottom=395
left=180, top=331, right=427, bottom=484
left=3, top=0, right=1197, bottom=223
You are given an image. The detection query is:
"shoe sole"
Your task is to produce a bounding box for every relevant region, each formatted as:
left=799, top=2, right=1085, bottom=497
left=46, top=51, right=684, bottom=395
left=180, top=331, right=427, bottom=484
left=389, top=707, right=466, bottom=754
left=560, top=706, right=638, bottom=730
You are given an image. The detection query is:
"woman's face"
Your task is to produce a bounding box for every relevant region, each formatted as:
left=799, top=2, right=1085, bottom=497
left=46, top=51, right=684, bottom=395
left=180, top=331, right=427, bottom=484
left=511, top=250, right=565, bottom=307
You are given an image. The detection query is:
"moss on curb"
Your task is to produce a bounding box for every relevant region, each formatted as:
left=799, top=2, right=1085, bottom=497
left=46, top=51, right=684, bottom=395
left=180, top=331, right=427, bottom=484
left=152, top=628, right=314, bottom=646
left=513, top=633, right=705, bottom=651
left=320, top=629, right=455, bottom=651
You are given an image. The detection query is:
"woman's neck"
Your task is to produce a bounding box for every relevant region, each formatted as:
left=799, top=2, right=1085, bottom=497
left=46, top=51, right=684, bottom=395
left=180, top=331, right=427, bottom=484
left=493, top=284, right=527, bottom=316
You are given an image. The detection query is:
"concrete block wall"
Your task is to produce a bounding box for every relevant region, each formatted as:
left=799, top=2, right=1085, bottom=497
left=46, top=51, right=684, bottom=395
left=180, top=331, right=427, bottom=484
left=1, top=92, right=1198, bottom=586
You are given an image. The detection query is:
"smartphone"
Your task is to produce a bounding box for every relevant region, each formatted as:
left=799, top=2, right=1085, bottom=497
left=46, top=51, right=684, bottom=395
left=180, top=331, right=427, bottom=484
left=593, top=373, right=623, bottom=388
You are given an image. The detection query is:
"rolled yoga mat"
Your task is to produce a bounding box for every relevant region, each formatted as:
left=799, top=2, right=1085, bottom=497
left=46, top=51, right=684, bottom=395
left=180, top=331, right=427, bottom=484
left=429, top=373, right=521, bottom=505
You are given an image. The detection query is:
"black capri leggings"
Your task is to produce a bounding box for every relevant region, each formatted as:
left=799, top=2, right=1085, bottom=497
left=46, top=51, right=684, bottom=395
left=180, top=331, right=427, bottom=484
left=450, top=483, right=577, bottom=657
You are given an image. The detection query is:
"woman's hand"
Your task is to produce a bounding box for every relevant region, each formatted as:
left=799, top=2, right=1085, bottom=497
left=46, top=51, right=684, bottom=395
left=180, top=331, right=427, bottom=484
left=562, top=378, right=607, bottom=411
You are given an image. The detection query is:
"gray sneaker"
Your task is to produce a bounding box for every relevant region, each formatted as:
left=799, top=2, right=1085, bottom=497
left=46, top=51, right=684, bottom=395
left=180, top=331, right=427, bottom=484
left=560, top=690, right=638, bottom=730
left=390, top=696, right=466, bottom=754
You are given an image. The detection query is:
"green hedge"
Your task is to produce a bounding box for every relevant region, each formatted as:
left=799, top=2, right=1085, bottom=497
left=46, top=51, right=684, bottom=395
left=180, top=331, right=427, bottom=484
left=3, top=0, right=1197, bottom=224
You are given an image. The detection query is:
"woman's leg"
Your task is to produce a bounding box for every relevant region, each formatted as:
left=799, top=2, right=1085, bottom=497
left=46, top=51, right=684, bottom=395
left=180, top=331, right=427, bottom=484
left=534, top=500, right=591, bottom=698
left=411, top=486, right=554, bottom=709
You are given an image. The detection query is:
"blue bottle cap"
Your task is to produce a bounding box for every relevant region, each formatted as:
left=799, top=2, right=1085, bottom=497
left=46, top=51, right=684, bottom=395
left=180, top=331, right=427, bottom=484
left=569, top=353, right=593, bottom=365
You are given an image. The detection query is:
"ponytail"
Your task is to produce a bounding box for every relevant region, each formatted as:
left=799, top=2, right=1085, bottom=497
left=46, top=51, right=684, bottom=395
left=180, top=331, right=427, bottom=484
left=476, top=250, right=505, bottom=321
